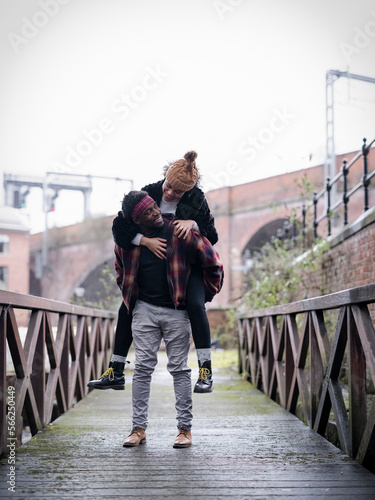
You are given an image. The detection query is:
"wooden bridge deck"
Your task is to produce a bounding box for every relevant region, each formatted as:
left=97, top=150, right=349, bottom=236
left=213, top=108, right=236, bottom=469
left=1, top=352, right=375, bottom=500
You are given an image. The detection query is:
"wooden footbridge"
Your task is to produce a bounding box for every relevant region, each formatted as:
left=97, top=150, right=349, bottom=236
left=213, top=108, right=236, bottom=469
left=1, top=286, right=375, bottom=499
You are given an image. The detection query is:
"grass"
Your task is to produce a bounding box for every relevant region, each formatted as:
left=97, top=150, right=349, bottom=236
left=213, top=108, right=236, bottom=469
left=187, top=348, right=239, bottom=370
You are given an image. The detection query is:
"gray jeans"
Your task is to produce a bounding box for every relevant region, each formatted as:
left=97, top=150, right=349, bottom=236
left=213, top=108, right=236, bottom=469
left=131, top=300, right=193, bottom=430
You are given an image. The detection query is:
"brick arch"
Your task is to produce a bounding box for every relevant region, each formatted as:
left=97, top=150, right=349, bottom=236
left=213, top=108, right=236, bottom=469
left=70, top=246, right=116, bottom=301
left=74, top=256, right=122, bottom=308
left=39, top=238, right=115, bottom=303
left=241, top=217, right=289, bottom=255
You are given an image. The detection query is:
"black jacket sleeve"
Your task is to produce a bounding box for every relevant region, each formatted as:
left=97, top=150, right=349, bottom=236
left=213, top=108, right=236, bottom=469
left=111, top=181, right=164, bottom=250
left=194, top=198, right=218, bottom=245
left=111, top=211, right=140, bottom=251
left=176, top=187, right=218, bottom=245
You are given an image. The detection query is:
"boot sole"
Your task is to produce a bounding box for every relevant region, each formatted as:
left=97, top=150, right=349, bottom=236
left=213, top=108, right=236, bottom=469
left=173, top=442, right=192, bottom=448
left=123, top=438, right=146, bottom=447
left=193, top=386, right=213, bottom=393
left=87, top=385, right=125, bottom=390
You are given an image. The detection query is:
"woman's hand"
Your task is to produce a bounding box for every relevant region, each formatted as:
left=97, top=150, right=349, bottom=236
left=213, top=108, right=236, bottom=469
left=140, top=237, right=167, bottom=259
left=173, top=219, right=195, bottom=239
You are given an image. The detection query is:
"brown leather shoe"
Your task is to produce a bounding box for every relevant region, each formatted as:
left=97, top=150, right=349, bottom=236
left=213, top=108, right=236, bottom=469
left=123, top=427, right=146, bottom=447
left=173, top=427, right=192, bottom=448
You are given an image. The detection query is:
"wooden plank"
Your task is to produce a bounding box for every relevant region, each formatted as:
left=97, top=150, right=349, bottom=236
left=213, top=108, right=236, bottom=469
left=6, top=307, right=26, bottom=378
left=286, top=314, right=311, bottom=423
left=60, top=315, right=70, bottom=410
left=311, top=309, right=331, bottom=368
left=24, top=310, right=44, bottom=375
left=351, top=304, right=375, bottom=384
left=284, top=315, right=296, bottom=409
left=313, top=378, right=332, bottom=435
left=265, top=317, right=276, bottom=396
left=44, top=311, right=57, bottom=370
left=260, top=318, right=271, bottom=392
left=329, top=379, right=350, bottom=455
left=310, top=312, right=324, bottom=427
left=30, top=312, right=45, bottom=426
left=348, top=307, right=367, bottom=458
left=22, top=383, right=42, bottom=435
left=356, top=391, right=375, bottom=468
left=313, top=308, right=349, bottom=446
left=44, top=368, right=59, bottom=425
left=295, top=314, right=311, bottom=423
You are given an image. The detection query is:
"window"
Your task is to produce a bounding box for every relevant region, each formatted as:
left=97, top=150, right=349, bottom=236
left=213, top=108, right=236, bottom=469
left=0, top=266, right=8, bottom=290
left=0, top=234, right=9, bottom=254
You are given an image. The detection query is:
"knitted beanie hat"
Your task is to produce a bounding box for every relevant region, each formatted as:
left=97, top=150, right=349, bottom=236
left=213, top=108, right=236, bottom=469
left=165, top=151, right=199, bottom=192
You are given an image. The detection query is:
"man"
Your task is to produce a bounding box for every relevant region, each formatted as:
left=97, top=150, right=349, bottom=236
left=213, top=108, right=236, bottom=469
left=116, top=190, right=223, bottom=448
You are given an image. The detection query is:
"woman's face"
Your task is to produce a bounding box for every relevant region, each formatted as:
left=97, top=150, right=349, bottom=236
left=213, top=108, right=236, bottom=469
left=162, top=180, right=185, bottom=202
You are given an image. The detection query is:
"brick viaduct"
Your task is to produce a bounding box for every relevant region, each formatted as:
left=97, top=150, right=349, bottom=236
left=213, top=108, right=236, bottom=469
left=30, top=148, right=375, bottom=310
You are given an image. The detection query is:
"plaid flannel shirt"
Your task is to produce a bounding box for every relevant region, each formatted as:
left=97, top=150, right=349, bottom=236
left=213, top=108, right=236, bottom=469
left=114, top=218, right=224, bottom=312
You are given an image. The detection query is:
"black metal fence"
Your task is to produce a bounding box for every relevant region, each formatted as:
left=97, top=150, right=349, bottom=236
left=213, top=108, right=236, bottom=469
left=309, top=137, right=374, bottom=238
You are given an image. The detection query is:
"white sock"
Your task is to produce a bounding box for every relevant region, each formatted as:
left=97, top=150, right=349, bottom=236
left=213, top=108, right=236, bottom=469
left=196, top=348, right=211, bottom=364
left=111, top=354, right=127, bottom=363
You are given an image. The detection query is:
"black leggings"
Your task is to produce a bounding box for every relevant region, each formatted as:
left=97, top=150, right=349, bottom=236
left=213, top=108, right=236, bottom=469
left=113, top=265, right=211, bottom=356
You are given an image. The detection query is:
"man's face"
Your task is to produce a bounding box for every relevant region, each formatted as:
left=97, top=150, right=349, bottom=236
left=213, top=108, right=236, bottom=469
left=135, top=201, right=164, bottom=232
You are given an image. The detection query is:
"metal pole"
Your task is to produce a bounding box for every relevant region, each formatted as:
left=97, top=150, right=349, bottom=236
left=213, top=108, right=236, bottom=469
left=313, top=191, right=318, bottom=239
left=41, top=177, right=49, bottom=269
left=325, top=71, right=337, bottom=205
left=326, top=177, right=331, bottom=237
left=302, top=204, right=306, bottom=249
left=362, top=138, right=370, bottom=212
left=342, top=159, right=349, bottom=226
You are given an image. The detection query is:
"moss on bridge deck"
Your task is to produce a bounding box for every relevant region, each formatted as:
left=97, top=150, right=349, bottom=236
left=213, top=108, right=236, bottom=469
left=1, top=351, right=375, bottom=499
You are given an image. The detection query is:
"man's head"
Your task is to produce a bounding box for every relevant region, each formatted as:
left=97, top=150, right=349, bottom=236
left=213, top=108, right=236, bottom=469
left=122, top=190, right=163, bottom=234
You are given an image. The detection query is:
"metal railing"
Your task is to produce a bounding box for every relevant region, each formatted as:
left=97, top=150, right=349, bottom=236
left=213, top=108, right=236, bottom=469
left=256, top=138, right=374, bottom=250
left=306, top=138, right=375, bottom=238
left=0, top=290, right=116, bottom=457
left=237, top=284, right=375, bottom=473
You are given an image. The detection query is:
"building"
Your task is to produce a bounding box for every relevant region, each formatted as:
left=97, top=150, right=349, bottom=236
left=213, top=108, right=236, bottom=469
left=0, top=206, right=30, bottom=294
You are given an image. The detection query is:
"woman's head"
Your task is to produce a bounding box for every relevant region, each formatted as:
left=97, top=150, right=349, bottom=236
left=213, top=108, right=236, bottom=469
left=163, top=150, right=198, bottom=202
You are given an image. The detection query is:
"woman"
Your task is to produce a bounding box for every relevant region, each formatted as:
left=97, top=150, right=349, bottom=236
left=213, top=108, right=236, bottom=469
left=88, top=151, right=218, bottom=393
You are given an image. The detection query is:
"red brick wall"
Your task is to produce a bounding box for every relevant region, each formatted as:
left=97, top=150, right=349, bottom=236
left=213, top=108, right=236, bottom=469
left=315, top=209, right=375, bottom=296
left=0, top=231, right=30, bottom=294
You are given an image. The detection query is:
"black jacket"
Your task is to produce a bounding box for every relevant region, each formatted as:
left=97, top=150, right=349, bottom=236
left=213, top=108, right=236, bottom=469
left=112, top=180, right=218, bottom=250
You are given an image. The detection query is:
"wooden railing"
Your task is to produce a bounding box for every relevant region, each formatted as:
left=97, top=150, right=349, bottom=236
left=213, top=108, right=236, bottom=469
left=0, top=290, right=116, bottom=457
left=237, top=284, right=375, bottom=473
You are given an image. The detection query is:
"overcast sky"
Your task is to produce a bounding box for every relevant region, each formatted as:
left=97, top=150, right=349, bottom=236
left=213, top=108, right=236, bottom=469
left=1, top=0, right=375, bottom=232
